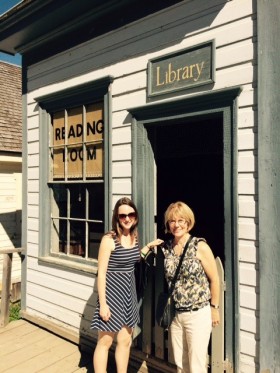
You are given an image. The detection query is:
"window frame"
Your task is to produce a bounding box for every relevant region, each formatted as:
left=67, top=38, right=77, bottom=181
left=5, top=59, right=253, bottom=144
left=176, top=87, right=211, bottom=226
left=35, top=77, right=113, bottom=269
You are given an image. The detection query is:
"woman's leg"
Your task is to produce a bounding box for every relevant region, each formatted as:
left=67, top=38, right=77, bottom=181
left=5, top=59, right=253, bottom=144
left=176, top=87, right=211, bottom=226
left=115, top=326, right=133, bottom=373
left=93, top=331, right=115, bottom=373
left=170, top=313, right=189, bottom=373
left=182, top=305, right=212, bottom=373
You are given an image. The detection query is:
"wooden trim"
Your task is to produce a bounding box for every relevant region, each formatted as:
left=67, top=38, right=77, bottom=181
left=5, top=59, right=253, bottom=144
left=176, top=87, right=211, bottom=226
left=0, top=253, right=13, bottom=327
left=257, top=0, right=280, bottom=371
left=0, top=248, right=23, bottom=254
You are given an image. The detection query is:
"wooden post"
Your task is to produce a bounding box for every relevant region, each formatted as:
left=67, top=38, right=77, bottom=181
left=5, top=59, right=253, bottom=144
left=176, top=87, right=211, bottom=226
left=0, top=253, right=13, bottom=327
left=211, top=257, right=225, bottom=373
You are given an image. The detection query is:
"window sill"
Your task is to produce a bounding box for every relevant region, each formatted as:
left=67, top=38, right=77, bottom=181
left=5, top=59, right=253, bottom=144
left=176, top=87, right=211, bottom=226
left=38, top=256, right=98, bottom=275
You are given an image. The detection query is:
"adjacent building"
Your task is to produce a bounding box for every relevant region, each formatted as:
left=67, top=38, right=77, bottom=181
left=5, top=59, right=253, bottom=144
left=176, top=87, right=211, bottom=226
left=0, top=61, right=22, bottom=300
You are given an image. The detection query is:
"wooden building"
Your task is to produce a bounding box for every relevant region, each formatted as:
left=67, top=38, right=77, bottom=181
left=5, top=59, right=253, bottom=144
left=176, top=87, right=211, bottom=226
left=0, top=0, right=279, bottom=371
left=0, top=61, right=22, bottom=299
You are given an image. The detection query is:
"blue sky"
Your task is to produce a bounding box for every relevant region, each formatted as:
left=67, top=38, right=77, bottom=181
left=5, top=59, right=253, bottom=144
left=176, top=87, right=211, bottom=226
left=0, top=0, right=22, bottom=65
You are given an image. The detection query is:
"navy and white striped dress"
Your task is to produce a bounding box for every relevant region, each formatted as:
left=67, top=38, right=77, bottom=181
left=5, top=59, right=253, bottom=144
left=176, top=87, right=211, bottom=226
left=91, top=236, right=140, bottom=332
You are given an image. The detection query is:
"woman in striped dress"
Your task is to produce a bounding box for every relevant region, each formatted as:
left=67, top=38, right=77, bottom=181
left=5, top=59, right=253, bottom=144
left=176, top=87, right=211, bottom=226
left=91, top=197, right=163, bottom=373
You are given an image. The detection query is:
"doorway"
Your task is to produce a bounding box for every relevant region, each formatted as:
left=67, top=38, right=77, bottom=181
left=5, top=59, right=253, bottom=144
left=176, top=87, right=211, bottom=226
left=148, top=114, right=224, bottom=261
left=130, top=88, right=240, bottom=369
left=144, top=114, right=224, bottom=364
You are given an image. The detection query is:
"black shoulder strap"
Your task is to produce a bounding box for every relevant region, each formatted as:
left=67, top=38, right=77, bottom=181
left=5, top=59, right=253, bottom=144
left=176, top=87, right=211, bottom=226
left=169, top=235, right=192, bottom=294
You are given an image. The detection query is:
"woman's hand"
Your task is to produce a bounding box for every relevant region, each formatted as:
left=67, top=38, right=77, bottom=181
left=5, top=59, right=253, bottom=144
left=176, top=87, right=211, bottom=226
left=147, top=238, right=164, bottom=249
left=211, top=307, right=220, bottom=327
left=99, top=303, right=111, bottom=322
left=141, top=239, right=164, bottom=258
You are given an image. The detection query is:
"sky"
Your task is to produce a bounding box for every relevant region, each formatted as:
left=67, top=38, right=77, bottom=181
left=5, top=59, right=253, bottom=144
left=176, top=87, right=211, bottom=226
left=0, top=0, right=23, bottom=66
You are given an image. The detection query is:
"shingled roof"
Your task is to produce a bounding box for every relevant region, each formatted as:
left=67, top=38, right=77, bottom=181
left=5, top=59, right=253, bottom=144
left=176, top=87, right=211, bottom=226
left=0, top=61, right=22, bottom=153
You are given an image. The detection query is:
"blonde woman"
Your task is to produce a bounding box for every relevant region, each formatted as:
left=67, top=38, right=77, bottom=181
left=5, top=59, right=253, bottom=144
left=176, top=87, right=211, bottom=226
left=160, top=201, right=220, bottom=373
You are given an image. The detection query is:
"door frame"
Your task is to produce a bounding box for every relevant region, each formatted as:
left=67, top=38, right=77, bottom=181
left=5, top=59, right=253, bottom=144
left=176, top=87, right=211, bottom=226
left=129, top=87, right=241, bottom=370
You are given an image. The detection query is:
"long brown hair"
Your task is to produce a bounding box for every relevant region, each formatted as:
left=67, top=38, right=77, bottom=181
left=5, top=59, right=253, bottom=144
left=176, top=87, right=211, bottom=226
left=111, top=197, right=139, bottom=238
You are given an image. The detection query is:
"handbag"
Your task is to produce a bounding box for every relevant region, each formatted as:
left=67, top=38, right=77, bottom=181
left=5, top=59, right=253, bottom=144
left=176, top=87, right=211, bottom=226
left=156, top=235, right=192, bottom=330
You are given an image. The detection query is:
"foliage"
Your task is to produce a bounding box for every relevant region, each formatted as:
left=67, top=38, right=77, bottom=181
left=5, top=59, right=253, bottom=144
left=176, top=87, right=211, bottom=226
left=9, top=301, right=21, bottom=322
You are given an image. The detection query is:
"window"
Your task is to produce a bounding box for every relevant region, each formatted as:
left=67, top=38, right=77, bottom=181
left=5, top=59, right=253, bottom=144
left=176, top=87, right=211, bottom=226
left=37, top=78, right=112, bottom=262
left=50, top=102, right=104, bottom=259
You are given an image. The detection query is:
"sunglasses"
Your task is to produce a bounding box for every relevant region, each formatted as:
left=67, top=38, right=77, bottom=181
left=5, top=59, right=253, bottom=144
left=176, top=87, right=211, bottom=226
left=118, top=212, right=136, bottom=220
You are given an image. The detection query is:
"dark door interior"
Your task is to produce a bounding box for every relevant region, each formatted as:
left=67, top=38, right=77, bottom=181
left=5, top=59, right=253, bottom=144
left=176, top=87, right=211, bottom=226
left=148, top=113, right=224, bottom=262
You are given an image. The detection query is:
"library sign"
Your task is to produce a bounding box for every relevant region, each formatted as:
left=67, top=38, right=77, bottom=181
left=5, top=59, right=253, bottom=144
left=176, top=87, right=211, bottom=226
left=52, top=102, right=104, bottom=179
left=148, top=41, right=215, bottom=97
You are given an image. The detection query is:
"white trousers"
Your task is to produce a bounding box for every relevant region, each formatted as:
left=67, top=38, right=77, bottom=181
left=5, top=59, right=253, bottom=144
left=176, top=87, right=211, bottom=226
left=170, top=304, right=212, bottom=373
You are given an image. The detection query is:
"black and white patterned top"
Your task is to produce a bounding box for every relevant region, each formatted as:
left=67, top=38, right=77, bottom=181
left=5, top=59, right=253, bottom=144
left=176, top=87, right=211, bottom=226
left=91, top=236, right=140, bottom=332
left=161, top=236, right=211, bottom=310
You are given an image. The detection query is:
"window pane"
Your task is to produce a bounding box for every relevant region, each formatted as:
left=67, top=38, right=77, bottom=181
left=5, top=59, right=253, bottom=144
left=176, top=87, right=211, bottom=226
left=52, top=184, right=67, bottom=218
left=69, top=184, right=85, bottom=219
left=70, top=220, right=85, bottom=257
left=58, top=219, right=67, bottom=254
left=88, top=183, right=104, bottom=221
left=68, top=107, right=83, bottom=146
left=86, top=143, right=103, bottom=178
left=88, top=222, right=104, bottom=259
left=51, top=217, right=67, bottom=254
left=52, top=111, right=65, bottom=180
left=86, top=103, right=104, bottom=179
left=67, top=145, right=83, bottom=179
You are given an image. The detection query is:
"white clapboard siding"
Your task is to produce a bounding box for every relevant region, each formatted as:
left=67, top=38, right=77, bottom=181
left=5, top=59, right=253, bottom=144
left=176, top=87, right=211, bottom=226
left=238, top=129, right=255, bottom=150
left=238, top=196, right=256, bottom=218
left=112, top=161, right=132, bottom=178
left=28, top=206, right=39, bottom=219
left=27, top=192, right=39, bottom=206
left=239, top=240, right=257, bottom=263
left=112, top=179, right=132, bottom=195
left=27, top=271, right=96, bottom=303
left=27, top=230, right=39, bottom=246
left=112, top=111, right=130, bottom=129
left=238, top=174, right=256, bottom=196
left=28, top=180, right=39, bottom=193
left=27, top=114, right=39, bottom=130
left=27, top=282, right=88, bottom=313
left=26, top=256, right=95, bottom=288
left=112, top=144, right=131, bottom=161
left=24, top=1, right=258, bottom=370
left=238, top=151, right=255, bottom=173
left=240, top=263, right=257, bottom=287
left=26, top=295, right=83, bottom=330
left=112, top=127, right=132, bottom=145
left=240, top=284, right=257, bottom=310
left=238, top=108, right=256, bottom=129
left=27, top=167, right=39, bottom=181
left=239, top=218, right=257, bottom=241
left=238, top=85, right=255, bottom=108
left=240, top=308, right=257, bottom=334
left=28, top=128, right=39, bottom=144
left=240, top=331, right=258, bottom=357
left=28, top=140, right=39, bottom=154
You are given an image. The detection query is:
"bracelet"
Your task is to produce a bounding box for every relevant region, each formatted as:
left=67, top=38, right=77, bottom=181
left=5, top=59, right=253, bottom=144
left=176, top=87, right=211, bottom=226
left=210, top=303, right=219, bottom=309
left=141, top=251, right=147, bottom=259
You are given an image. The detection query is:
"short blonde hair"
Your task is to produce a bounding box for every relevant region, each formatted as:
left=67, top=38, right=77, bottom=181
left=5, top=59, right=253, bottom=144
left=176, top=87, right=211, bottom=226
left=164, top=201, right=195, bottom=233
